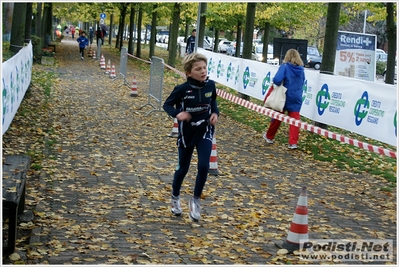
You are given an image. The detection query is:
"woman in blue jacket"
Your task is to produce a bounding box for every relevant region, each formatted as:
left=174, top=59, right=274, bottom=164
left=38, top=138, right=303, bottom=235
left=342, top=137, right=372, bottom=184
left=263, top=49, right=305, bottom=149
left=163, top=53, right=219, bottom=222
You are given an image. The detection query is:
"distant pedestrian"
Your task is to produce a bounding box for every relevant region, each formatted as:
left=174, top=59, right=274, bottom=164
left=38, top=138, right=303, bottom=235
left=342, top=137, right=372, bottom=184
left=163, top=52, right=219, bottom=222
left=65, top=27, right=70, bottom=39
left=186, top=29, right=196, bottom=54
left=77, top=31, right=89, bottom=60
left=71, top=26, right=76, bottom=39
left=96, top=27, right=104, bottom=45
left=89, top=27, right=94, bottom=44
left=263, top=48, right=305, bottom=149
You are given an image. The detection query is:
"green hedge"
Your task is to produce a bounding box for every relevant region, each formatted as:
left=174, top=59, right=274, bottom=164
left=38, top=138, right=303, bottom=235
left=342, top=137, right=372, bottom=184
left=31, top=35, right=42, bottom=62
left=376, top=61, right=387, bottom=75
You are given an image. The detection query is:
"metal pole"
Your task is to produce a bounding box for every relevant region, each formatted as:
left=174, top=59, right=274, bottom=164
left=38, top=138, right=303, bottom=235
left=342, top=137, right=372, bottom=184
left=363, top=10, right=367, bottom=33
left=194, top=3, right=201, bottom=53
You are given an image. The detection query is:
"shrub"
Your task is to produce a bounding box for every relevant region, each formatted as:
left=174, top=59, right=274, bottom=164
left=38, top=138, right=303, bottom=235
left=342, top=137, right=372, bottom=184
left=376, top=61, right=387, bottom=75
left=31, top=35, right=42, bottom=62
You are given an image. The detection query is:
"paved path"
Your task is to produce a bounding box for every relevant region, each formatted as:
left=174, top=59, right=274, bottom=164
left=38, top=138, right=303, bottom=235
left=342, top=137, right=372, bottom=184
left=6, top=40, right=397, bottom=264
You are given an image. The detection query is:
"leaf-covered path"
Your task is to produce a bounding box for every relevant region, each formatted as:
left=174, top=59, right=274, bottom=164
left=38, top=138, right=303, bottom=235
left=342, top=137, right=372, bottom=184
left=3, top=40, right=397, bottom=264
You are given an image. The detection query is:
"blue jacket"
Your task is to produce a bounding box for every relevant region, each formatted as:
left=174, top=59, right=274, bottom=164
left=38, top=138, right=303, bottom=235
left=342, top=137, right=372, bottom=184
left=163, top=77, right=219, bottom=147
left=77, top=36, right=89, bottom=48
left=186, top=35, right=195, bottom=54
left=273, top=62, right=305, bottom=112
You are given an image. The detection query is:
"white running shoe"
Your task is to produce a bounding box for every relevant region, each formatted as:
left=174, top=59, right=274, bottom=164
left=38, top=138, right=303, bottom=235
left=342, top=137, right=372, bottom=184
left=171, top=195, right=182, bottom=216
left=189, top=197, right=201, bottom=222
left=263, top=133, right=274, bottom=144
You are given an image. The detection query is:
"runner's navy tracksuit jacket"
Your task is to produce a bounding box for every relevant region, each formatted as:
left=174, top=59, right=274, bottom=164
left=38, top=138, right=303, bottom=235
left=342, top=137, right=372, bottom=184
left=163, top=77, right=219, bottom=148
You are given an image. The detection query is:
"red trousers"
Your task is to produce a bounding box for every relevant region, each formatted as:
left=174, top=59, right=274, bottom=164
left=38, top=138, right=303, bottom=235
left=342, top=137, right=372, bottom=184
left=265, top=111, right=300, bottom=145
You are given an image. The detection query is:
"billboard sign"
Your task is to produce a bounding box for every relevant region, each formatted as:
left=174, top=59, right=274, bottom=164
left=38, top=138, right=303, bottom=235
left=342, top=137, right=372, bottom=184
left=334, top=31, right=377, bottom=82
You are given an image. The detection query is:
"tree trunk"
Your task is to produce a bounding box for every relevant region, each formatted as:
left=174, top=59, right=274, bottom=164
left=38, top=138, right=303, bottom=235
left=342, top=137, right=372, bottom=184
left=136, top=7, right=143, bottom=58
left=24, top=3, right=33, bottom=43
left=242, top=3, right=256, bottom=59
left=36, top=3, right=42, bottom=37
left=315, top=2, right=341, bottom=130
left=184, top=20, right=190, bottom=42
left=41, top=3, right=52, bottom=47
left=320, top=3, right=340, bottom=75
left=198, top=3, right=207, bottom=48
left=3, top=3, right=14, bottom=38
left=385, top=3, right=396, bottom=85
left=118, top=4, right=128, bottom=52
left=10, top=3, right=27, bottom=53
left=149, top=4, right=157, bottom=59
left=128, top=6, right=135, bottom=55
left=235, top=21, right=242, bottom=57
left=108, top=13, right=113, bottom=46
left=262, top=21, right=270, bottom=63
left=168, top=3, right=180, bottom=67
left=115, top=16, right=121, bottom=49
left=240, top=2, right=256, bottom=101
left=213, top=29, right=220, bottom=52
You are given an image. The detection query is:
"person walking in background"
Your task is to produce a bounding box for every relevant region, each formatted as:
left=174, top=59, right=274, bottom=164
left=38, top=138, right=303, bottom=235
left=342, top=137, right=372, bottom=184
left=71, top=26, right=75, bottom=39
left=96, top=26, right=104, bottom=45
left=77, top=31, right=89, bottom=60
left=163, top=53, right=219, bottom=222
left=263, top=48, right=305, bottom=149
left=89, top=27, right=94, bottom=44
left=185, top=29, right=196, bottom=54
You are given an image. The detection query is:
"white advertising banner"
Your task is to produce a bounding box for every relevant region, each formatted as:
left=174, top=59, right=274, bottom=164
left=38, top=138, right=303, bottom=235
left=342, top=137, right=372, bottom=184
left=2, top=42, right=33, bottom=135
left=334, top=31, right=376, bottom=82
left=199, top=48, right=397, bottom=147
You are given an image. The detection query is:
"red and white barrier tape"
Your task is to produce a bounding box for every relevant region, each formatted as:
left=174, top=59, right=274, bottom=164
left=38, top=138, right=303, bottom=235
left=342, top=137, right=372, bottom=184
left=125, top=54, right=395, bottom=158
left=163, top=62, right=187, bottom=78
left=216, top=89, right=397, bottom=159
left=126, top=53, right=152, bottom=64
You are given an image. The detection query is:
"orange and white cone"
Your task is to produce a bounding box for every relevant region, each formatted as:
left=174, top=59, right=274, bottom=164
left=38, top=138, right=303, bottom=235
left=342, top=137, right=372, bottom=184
left=105, top=59, right=111, bottom=74
left=208, top=135, right=219, bottom=176
left=282, top=186, right=309, bottom=253
left=168, top=118, right=179, bottom=137
left=88, top=45, right=92, bottom=57
left=92, top=50, right=96, bottom=59
left=100, top=55, right=105, bottom=69
left=130, top=75, right=138, bottom=97
left=110, top=64, right=116, bottom=79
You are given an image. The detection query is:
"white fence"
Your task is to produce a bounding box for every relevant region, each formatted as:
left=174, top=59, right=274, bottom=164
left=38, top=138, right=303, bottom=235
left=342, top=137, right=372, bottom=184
left=2, top=42, right=33, bottom=135
left=199, top=48, right=397, bottom=147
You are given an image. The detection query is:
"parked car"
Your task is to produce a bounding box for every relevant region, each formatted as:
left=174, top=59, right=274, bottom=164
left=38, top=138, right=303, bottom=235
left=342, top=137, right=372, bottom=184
left=252, top=44, right=279, bottom=65
left=202, top=38, right=213, bottom=51
left=218, top=40, right=232, bottom=53
left=306, top=47, right=322, bottom=70
left=306, top=54, right=322, bottom=70
left=226, top=41, right=243, bottom=57
left=377, top=53, right=388, bottom=63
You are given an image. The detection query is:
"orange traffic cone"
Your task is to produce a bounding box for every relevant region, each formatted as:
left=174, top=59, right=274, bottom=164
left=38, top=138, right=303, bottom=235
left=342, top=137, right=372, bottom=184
left=208, top=135, right=219, bottom=176
left=92, top=50, right=96, bottom=59
left=110, top=64, right=116, bottom=79
left=168, top=118, right=179, bottom=137
left=282, top=186, right=309, bottom=253
left=88, top=45, right=92, bottom=57
left=105, top=60, right=111, bottom=74
left=100, top=55, right=105, bottom=69
left=130, top=75, right=138, bottom=97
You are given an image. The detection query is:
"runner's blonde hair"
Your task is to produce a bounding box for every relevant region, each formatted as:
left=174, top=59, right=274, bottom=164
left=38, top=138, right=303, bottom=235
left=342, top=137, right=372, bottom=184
left=183, top=53, right=208, bottom=73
